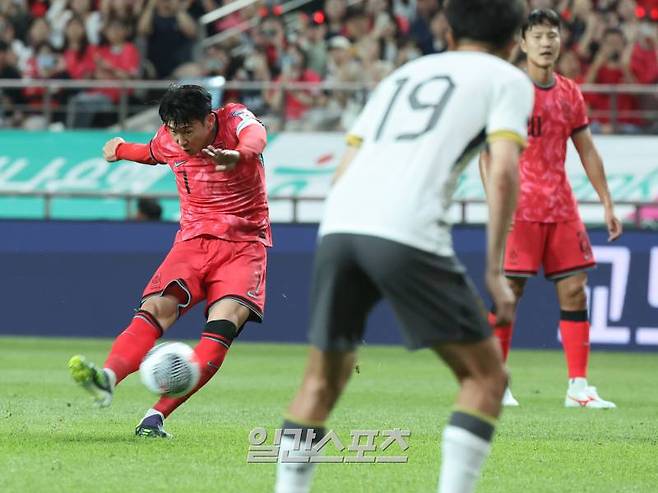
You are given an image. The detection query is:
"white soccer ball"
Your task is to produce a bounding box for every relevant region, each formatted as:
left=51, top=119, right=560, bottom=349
left=140, top=342, right=201, bottom=397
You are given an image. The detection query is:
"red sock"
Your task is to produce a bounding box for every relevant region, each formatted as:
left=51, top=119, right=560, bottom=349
left=488, top=311, right=514, bottom=363
left=104, top=310, right=162, bottom=385
left=154, top=324, right=234, bottom=418
left=559, top=310, right=589, bottom=379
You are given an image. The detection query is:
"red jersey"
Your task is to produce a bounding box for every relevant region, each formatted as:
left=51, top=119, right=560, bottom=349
left=516, top=74, right=589, bottom=223
left=150, top=104, right=271, bottom=246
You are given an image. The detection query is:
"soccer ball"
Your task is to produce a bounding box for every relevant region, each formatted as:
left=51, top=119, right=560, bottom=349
left=140, top=342, right=201, bottom=397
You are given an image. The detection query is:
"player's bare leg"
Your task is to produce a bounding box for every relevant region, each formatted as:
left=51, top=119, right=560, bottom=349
left=556, top=272, right=616, bottom=409
left=432, top=337, right=507, bottom=493
left=136, top=298, right=251, bottom=437
left=68, top=292, right=179, bottom=408
left=487, top=276, right=526, bottom=406
left=275, top=348, right=356, bottom=493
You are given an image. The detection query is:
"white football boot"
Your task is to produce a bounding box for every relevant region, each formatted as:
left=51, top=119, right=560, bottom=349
left=564, top=378, right=616, bottom=409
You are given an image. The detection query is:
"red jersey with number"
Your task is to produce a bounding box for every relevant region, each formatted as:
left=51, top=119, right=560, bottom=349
left=515, top=74, right=589, bottom=223
left=150, top=104, right=271, bottom=246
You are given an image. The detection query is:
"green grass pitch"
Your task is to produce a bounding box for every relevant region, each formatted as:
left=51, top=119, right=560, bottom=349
left=1, top=336, right=657, bottom=492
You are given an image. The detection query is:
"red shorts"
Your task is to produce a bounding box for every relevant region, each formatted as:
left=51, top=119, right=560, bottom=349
left=504, top=219, right=596, bottom=280
left=142, top=236, right=267, bottom=322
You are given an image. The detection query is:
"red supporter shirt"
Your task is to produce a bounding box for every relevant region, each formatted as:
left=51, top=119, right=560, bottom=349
left=516, top=74, right=589, bottom=223
left=63, top=46, right=96, bottom=79
left=93, top=43, right=140, bottom=103
left=149, top=104, right=271, bottom=246
left=274, top=69, right=321, bottom=121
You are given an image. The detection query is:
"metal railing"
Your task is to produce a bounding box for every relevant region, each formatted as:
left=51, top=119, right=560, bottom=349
left=0, top=190, right=654, bottom=227
left=0, top=79, right=656, bottom=132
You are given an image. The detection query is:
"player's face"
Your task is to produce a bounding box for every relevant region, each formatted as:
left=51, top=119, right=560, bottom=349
left=166, top=114, right=214, bottom=155
left=522, top=23, right=561, bottom=69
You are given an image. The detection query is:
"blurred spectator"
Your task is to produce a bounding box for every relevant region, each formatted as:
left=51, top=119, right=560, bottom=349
left=67, top=17, right=140, bottom=127
left=47, top=0, right=102, bottom=49
left=344, top=6, right=369, bottom=43
left=266, top=43, right=321, bottom=130
left=585, top=27, right=639, bottom=133
left=409, top=0, right=440, bottom=55
left=231, top=48, right=272, bottom=118
left=135, top=197, right=163, bottom=221
left=618, top=0, right=640, bottom=41
left=0, top=40, right=25, bottom=127
left=324, top=0, right=347, bottom=39
left=564, top=0, right=593, bottom=46
left=430, top=9, right=448, bottom=54
left=22, top=40, right=67, bottom=126
left=316, top=35, right=365, bottom=130
left=326, top=35, right=361, bottom=83
left=254, top=15, right=287, bottom=76
left=100, top=0, right=145, bottom=40
left=301, top=19, right=329, bottom=76
left=0, top=13, right=29, bottom=70
left=367, top=0, right=410, bottom=34
left=372, top=10, right=402, bottom=64
left=21, top=16, right=52, bottom=72
left=557, top=49, right=584, bottom=81
left=0, top=0, right=30, bottom=40
left=62, top=15, right=95, bottom=80
left=396, top=35, right=422, bottom=66
left=631, top=21, right=658, bottom=83
left=138, top=0, right=197, bottom=78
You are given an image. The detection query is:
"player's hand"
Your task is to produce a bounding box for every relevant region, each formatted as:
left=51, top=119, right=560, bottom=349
left=202, top=145, right=241, bottom=171
left=486, top=270, right=516, bottom=326
left=605, top=207, right=623, bottom=242
left=103, top=137, right=125, bottom=162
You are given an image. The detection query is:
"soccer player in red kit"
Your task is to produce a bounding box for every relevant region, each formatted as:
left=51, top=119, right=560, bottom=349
left=481, top=10, right=623, bottom=408
left=68, top=85, right=270, bottom=436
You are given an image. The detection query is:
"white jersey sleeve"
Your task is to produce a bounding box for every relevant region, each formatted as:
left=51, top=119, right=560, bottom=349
left=486, top=74, right=534, bottom=147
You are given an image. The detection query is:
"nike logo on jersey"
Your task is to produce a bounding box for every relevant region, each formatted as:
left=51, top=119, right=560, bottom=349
left=174, top=160, right=187, bottom=167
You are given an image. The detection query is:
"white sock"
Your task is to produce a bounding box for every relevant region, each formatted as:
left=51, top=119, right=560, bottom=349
left=143, top=408, right=164, bottom=421
left=569, top=377, right=588, bottom=391
left=438, top=425, right=492, bottom=493
left=275, top=435, right=317, bottom=493
left=103, top=368, right=117, bottom=389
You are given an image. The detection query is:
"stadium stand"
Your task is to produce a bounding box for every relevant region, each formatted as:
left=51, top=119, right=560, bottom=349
left=0, top=0, right=656, bottom=132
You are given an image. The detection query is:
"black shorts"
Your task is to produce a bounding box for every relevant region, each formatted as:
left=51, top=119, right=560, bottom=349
left=308, top=233, right=491, bottom=351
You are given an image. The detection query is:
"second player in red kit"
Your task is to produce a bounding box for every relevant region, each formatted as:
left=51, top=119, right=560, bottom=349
left=68, top=85, right=270, bottom=437
left=505, top=72, right=594, bottom=280
left=480, top=10, right=623, bottom=408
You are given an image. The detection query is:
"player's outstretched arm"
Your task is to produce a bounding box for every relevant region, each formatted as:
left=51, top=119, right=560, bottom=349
left=485, top=139, right=520, bottom=326
left=102, top=137, right=157, bottom=165
left=572, top=128, right=623, bottom=241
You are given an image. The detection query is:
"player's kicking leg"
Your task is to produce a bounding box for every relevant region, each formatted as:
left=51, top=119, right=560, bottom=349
left=555, top=272, right=616, bottom=409
left=135, top=299, right=253, bottom=437
left=68, top=293, right=177, bottom=408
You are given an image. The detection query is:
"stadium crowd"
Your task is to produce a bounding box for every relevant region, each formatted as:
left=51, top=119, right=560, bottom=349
left=0, top=0, right=657, bottom=131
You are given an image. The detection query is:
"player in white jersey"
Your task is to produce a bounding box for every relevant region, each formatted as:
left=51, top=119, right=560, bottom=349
left=275, top=1, right=533, bottom=492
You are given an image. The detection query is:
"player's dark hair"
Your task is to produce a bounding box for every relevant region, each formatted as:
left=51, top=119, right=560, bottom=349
left=521, top=8, right=561, bottom=38
left=445, top=0, right=526, bottom=49
left=158, top=85, right=212, bottom=128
